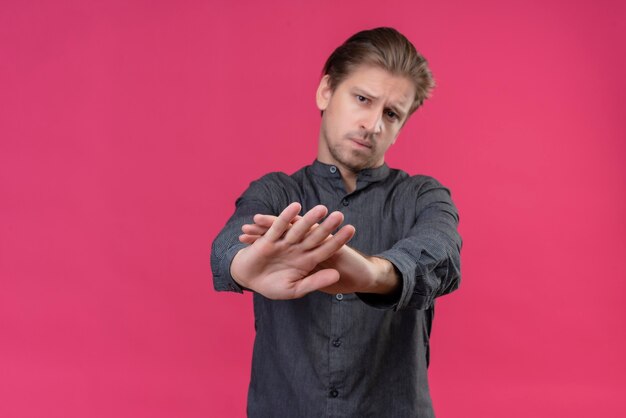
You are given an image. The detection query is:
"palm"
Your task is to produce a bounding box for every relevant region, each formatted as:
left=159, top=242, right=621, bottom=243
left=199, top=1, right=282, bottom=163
left=239, top=210, right=397, bottom=295
left=231, top=203, right=355, bottom=299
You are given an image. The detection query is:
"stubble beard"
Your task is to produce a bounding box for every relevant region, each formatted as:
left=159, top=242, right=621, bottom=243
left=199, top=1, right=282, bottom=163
left=328, top=140, right=377, bottom=173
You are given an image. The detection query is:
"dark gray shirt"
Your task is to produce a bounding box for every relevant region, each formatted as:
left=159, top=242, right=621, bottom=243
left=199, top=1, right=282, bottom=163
left=211, top=160, right=462, bottom=417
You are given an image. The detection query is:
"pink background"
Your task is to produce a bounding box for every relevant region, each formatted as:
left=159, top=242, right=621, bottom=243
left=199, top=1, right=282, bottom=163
left=1, top=1, right=625, bottom=417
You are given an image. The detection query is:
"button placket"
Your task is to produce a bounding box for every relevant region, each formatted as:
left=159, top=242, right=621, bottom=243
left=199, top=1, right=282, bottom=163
left=329, top=284, right=344, bottom=405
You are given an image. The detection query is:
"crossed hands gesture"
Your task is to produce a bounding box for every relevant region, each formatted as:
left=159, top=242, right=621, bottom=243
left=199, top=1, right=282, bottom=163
left=230, top=202, right=400, bottom=300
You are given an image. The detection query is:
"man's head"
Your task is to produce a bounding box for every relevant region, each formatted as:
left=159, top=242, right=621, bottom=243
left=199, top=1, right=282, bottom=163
left=316, top=27, right=434, bottom=175
left=321, top=27, right=434, bottom=116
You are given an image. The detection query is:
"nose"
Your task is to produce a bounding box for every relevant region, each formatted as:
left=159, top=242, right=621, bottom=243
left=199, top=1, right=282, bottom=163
left=360, top=109, right=383, bottom=135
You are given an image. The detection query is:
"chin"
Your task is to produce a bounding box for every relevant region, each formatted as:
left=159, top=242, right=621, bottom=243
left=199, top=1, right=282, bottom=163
left=329, top=146, right=373, bottom=171
left=343, top=159, right=372, bottom=172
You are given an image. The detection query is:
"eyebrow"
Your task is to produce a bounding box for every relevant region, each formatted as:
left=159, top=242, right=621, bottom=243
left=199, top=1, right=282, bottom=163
left=353, top=87, right=408, bottom=121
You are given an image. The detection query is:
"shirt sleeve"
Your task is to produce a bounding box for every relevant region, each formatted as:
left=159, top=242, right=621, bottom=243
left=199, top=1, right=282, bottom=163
left=210, top=173, right=291, bottom=294
left=358, top=177, right=462, bottom=311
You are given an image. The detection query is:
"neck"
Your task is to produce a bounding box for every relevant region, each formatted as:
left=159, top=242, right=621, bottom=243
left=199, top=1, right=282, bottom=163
left=315, top=155, right=358, bottom=193
left=339, top=168, right=357, bottom=193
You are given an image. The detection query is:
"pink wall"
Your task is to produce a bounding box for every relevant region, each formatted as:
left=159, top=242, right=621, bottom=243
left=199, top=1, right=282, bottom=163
left=1, top=1, right=625, bottom=417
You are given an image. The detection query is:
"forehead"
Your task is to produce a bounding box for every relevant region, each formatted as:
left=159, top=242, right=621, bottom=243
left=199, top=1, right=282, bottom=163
left=338, top=65, right=415, bottom=111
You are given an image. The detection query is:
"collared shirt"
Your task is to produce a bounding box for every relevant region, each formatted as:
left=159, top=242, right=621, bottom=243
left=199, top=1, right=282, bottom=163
left=211, top=160, right=462, bottom=417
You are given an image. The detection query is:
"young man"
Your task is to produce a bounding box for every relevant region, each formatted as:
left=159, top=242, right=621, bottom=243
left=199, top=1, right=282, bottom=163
left=211, top=27, right=462, bottom=417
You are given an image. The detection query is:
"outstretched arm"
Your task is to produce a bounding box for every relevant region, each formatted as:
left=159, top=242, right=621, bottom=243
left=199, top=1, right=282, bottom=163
left=239, top=178, right=462, bottom=310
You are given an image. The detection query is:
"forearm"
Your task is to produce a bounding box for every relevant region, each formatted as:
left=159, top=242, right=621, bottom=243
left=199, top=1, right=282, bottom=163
left=355, top=180, right=462, bottom=310
left=376, top=215, right=462, bottom=310
left=318, top=245, right=401, bottom=295
left=367, top=255, right=401, bottom=295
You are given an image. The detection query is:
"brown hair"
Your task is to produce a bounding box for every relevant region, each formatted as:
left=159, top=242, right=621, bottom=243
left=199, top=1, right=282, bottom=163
left=322, top=27, right=435, bottom=115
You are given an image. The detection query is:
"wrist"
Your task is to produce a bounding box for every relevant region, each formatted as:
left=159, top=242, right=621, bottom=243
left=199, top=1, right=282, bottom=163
left=367, top=256, right=401, bottom=295
left=230, top=247, right=251, bottom=289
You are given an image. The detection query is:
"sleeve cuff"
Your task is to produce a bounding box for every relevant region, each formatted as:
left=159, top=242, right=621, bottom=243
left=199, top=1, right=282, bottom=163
left=213, top=243, right=248, bottom=294
left=373, top=248, right=434, bottom=311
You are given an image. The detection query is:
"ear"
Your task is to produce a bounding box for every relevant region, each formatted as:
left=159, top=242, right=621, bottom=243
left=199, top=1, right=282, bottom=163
left=316, top=75, right=332, bottom=111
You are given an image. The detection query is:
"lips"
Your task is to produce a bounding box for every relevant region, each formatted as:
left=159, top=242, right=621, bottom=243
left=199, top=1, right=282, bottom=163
left=349, top=137, right=372, bottom=149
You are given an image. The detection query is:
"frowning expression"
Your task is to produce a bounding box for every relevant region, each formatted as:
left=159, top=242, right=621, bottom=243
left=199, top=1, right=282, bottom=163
left=316, top=65, right=415, bottom=173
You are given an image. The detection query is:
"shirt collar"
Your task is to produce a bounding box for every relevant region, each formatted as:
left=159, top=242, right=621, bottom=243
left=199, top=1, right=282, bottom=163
left=311, top=159, right=390, bottom=183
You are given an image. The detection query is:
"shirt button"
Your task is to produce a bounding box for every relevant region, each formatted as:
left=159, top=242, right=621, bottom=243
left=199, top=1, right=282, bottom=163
left=329, top=388, right=339, bottom=398
left=335, top=293, right=343, bottom=301
left=341, top=198, right=349, bottom=206
left=332, top=339, right=342, bottom=347
left=330, top=166, right=337, bottom=173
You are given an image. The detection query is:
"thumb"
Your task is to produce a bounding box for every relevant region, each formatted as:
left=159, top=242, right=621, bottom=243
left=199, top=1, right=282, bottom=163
left=292, top=269, right=340, bottom=298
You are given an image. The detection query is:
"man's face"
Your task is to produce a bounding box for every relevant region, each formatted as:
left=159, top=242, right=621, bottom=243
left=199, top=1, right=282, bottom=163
left=316, top=65, right=415, bottom=173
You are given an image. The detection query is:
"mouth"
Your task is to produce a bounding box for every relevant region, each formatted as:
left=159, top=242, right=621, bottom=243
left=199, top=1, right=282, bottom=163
left=349, top=137, right=373, bottom=149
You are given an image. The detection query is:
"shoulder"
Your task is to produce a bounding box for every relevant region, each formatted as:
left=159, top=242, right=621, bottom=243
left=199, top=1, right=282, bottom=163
left=241, top=171, right=297, bottom=196
left=237, top=170, right=304, bottom=212
left=252, top=171, right=294, bottom=186
left=388, top=169, right=450, bottom=195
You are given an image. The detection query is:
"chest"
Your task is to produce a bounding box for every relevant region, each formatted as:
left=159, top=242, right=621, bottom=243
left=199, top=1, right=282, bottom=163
left=294, top=180, right=416, bottom=254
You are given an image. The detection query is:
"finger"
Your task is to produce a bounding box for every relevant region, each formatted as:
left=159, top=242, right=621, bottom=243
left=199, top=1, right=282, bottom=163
left=300, top=211, right=345, bottom=250
left=333, top=224, right=356, bottom=245
left=291, top=268, right=340, bottom=298
left=317, top=282, right=343, bottom=295
left=252, top=214, right=276, bottom=228
left=303, top=223, right=320, bottom=238
left=253, top=214, right=303, bottom=228
left=244, top=216, right=302, bottom=236
left=310, top=224, right=356, bottom=261
left=283, top=205, right=328, bottom=244
left=239, top=234, right=261, bottom=244
left=242, top=219, right=300, bottom=236
left=242, top=223, right=270, bottom=235
left=264, top=202, right=302, bottom=242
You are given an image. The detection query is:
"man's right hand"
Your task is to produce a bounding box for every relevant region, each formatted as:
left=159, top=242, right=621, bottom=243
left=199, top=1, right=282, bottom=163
left=230, top=202, right=355, bottom=300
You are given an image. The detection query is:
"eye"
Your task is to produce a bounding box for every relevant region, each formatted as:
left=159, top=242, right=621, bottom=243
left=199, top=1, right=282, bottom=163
left=385, top=110, right=398, bottom=121
left=356, top=95, right=369, bottom=103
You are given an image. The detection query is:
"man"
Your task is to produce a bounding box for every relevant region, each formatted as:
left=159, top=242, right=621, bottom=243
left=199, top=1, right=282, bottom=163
left=211, top=27, right=462, bottom=417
